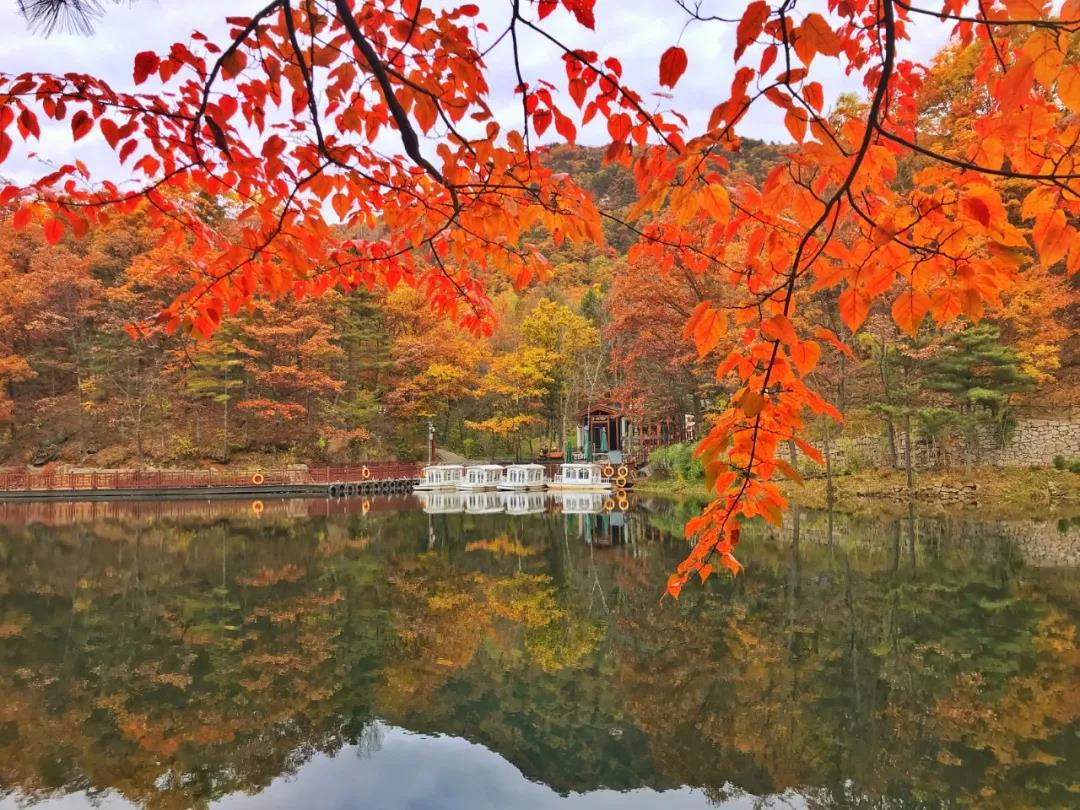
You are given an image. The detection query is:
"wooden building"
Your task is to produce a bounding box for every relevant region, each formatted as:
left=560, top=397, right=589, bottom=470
left=574, top=404, right=696, bottom=464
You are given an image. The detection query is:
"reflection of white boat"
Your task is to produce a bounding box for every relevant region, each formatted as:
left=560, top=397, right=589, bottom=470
left=502, top=490, right=547, bottom=515
left=458, top=464, right=504, bottom=491
left=546, top=463, right=611, bottom=492
left=414, top=464, right=465, bottom=491
left=463, top=490, right=505, bottom=514
left=415, top=490, right=464, bottom=513
left=498, top=463, right=547, bottom=491
left=550, top=491, right=607, bottom=514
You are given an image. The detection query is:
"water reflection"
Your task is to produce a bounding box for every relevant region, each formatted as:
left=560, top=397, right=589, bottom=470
left=0, top=497, right=1076, bottom=809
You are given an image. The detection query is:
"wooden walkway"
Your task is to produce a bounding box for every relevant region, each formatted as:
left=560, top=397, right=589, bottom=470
left=0, top=463, right=422, bottom=500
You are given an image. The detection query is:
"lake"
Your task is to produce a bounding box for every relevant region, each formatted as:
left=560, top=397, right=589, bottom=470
left=0, top=494, right=1077, bottom=809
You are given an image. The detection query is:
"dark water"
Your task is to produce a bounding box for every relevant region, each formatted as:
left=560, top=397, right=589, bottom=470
left=0, top=495, right=1077, bottom=809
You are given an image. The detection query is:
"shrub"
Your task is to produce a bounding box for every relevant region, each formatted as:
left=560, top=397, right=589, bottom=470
left=648, top=442, right=704, bottom=483
left=1053, top=455, right=1066, bottom=470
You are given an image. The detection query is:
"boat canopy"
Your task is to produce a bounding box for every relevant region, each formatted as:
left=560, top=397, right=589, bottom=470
left=502, top=463, right=545, bottom=484
left=559, top=463, right=604, bottom=483
left=423, top=464, right=464, bottom=484
left=464, top=464, right=503, bottom=484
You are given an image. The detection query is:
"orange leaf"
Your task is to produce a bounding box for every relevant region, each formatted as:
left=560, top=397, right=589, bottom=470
left=718, top=553, right=742, bottom=576
left=607, top=112, right=631, bottom=141
left=665, top=573, right=684, bottom=599
left=789, top=339, right=821, bottom=376
left=12, top=206, right=32, bottom=230
left=133, top=51, right=159, bottom=84
left=795, top=13, right=843, bottom=65
left=43, top=218, right=64, bottom=245
left=999, top=54, right=1036, bottom=107
left=554, top=110, right=576, bottom=143
left=1059, top=64, right=1080, bottom=114
left=960, top=195, right=991, bottom=228
left=659, top=46, right=688, bottom=88
left=740, top=390, right=766, bottom=418
left=803, top=81, right=824, bottom=112
left=891, top=289, right=931, bottom=336
left=794, top=437, right=823, bottom=465
left=774, top=458, right=804, bottom=485
left=838, top=286, right=872, bottom=331
left=813, top=326, right=853, bottom=358
left=698, top=183, right=730, bottom=224
left=692, top=307, right=727, bottom=357
left=70, top=110, right=93, bottom=141
left=221, top=49, right=248, bottom=80
left=1032, top=209, right=1070, bottom=267
left=784, top=108, right=807, bottom=142
left=532, top=109, right=552, bottom=136
left=735, top=1, right=770, bottom=63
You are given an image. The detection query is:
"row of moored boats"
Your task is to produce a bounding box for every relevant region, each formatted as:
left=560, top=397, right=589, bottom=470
left=415, top=462, right=635, bottom=493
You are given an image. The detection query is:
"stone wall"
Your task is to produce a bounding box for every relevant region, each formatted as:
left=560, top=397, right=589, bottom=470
left=801, top=417, right=1080, bottom=472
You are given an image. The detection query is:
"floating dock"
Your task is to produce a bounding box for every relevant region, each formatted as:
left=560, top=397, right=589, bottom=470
left=0, top=464, right=422, bottom=501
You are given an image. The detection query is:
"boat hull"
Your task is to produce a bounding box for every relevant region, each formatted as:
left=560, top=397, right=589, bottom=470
left=546, top=482, right=612, bottom=492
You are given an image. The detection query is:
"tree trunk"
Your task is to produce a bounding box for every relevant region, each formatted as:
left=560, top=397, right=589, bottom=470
left=222, top=398, right=230, bottom=463
left=885, top=417, right=898, bottom=468
left=823, top=419, right=835, bottom=503
left=904, top=411, right=914, bottom=490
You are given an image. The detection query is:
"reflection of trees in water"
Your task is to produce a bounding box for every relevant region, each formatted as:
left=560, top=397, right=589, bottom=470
left=626, top=499, right=1080, bottom=809
left=0, top=502, right=1076, bottom=808
left=353, top=720, right=385, bottom=760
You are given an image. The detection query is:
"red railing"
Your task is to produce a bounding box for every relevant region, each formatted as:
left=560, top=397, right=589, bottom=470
left=0, top=462, right=422, bottom=493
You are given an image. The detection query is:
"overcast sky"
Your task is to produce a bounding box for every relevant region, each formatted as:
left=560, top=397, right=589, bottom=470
left=0, top=0, right=954, bottom=186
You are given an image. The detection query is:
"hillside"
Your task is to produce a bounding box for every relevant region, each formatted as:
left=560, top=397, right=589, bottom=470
left=0, top=140, right=1075, bottom=471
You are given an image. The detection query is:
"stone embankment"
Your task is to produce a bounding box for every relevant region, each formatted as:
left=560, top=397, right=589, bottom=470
left=800, top=417, right=1080, bottom=472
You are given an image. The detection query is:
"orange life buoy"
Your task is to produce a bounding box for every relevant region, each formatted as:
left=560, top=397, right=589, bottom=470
left=617, top=497, right=630, bottom=511
left=617, top=465, right=629, bottom=478
left=361, top=498, right=371, bottom=515
left=251, top=472, right=265, bottom=485
left=361, top=465, right=372, bottom=480
left=603, top=497, right=615, bottom=512
left=602, top=465, right=615, bottom=478
left=615, top=475, right=627, bottom=487
left=251, top=500, right=264, bottom=514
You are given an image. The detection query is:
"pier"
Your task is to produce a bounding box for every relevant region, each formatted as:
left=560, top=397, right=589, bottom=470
left=0, top=463, right=423, bottom=501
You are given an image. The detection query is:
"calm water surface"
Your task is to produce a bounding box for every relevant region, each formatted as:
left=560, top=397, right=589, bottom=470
left=0, top=495, right=1077, bottom=809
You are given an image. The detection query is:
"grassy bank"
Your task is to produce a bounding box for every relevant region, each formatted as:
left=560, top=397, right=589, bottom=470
left=637, top=467, right=1080, bottom=520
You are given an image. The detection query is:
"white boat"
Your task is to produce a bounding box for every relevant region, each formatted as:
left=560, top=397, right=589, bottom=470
left=546, top=462, right=612, bottom=492
left=551, top=491, right=607, bottom=514
left=414, top=464, right=465, bottom=491
left=463, top=490, right=505, bottom=514
left=458, top=464, right=504, bottom=491
left=415, top=490, right=464, bottom=513
left=501, top=490, right=547, bottom=515
left=498, top=463, right=547, bottom=491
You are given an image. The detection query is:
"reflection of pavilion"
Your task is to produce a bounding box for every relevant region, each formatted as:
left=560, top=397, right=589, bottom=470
left=550, top=492, right=605, bottom=514
left=463, top=490, right=505, bottom=514
left=551, top=492, right=636, bottom=547
left=502, top=490, right=547, bottom=515
left=415, top=490, right=464, bottom=514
